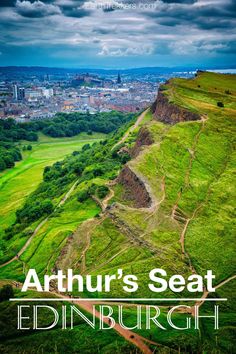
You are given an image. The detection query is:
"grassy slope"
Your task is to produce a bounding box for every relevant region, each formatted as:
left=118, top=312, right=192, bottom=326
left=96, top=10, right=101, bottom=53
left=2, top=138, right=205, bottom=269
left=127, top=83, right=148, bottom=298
left=0, top=132, right=104, bottom=240
left=127, top=72, right=236, bottom=281
left=70, top=72, right=235, bottom=352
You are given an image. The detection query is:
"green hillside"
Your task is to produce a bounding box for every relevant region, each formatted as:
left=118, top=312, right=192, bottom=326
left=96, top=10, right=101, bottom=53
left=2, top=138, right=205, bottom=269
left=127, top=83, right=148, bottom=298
left=0, top=132, right=104, bottom=260
left=0, top=72, right=235, bottom=353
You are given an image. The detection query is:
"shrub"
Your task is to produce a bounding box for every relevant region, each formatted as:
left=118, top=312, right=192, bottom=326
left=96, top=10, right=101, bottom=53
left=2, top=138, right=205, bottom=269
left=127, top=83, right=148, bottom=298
left=96, top=185, right=109, bottom=199
left=0, top=158, right=6, bottom=171
left=217, top=101, right=224, bottom=108
left=77, top=189, right=89, bottom=202
left=0, top=285, right=14, bottom=302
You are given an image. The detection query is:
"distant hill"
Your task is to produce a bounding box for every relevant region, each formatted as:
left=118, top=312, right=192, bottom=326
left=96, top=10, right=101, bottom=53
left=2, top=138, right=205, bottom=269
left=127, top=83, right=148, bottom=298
left=0, top=65, right=236, bottom=76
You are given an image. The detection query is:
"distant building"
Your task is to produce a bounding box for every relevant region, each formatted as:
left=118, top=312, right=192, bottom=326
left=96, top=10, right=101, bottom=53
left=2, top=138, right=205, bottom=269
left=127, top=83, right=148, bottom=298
left=42, top=88, right=53, bottom=98
left=117, top=72, right=122, bottom=84
left=13, top=85, right=25, bottom=101
left=18, top=87, right=25, bottom=100
left=13, top=85, right=18, bottom=100
left=25, top=89, right=42, bottom=101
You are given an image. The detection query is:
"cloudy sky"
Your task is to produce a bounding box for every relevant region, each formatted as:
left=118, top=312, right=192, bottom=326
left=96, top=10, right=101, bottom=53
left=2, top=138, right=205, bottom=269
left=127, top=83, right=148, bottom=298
left=0, top=0, right=235, bottom=68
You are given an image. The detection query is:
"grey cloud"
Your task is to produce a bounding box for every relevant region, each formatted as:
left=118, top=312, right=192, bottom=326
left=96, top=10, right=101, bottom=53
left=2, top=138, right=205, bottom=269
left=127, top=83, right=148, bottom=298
left=93, top=27, right=114, bottom=35
left=60, top=7, right=91, bottom=17
left=144, top=0, right=236, bottom=31
left=57, top=0, right=91, bottom=17
left=16, top=0, right=61, bottom=18
left=0, top=0, right=16, bottom=7
left=161, top=0, right=196, bottom=3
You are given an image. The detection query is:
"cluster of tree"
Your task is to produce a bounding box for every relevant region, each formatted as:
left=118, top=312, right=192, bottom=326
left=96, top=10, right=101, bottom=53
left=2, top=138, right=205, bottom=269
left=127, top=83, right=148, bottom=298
left=0, top=118, right=38, bottom=172
left=77, top=184, right=109, bottom=202
left=0, top=285, right=14, bottom=302
left=22, top=145, right=32, bottom=151
left=16, top=199, right=54, bottom=224
left=4, top=118, right=134, bottom=240
left=0, top=118, right=38, bottom=142
left=0, top=112, right=135, bottom=173
left=31, top=111, right=135, bottom=137
left=0, top=142, right=22, bottom=171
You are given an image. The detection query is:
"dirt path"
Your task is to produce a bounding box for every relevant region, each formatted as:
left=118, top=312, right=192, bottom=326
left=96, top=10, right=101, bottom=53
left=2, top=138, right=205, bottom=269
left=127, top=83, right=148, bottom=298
left=169, top=117, right=208, bottom=274
left=102, top=187, right=115, bottom=210
left=53, top=292, right=153, bottom=354
left=112, top=109, right=149, bottom=151
left=79, top=218, right=100, bottom=274
left=190, top=274, right=236, bottom=314
left=58, top=179, right=78, bottom=207
left=0, top=179, right=79, bottom=269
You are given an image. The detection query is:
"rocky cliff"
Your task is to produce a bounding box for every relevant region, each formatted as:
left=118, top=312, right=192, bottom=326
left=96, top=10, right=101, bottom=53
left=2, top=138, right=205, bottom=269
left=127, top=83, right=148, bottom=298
left=130, top=126, right=154, bottom=158
left=152, top=90, right=200, bottom=124
left=117, top=166, right=152, bottom=208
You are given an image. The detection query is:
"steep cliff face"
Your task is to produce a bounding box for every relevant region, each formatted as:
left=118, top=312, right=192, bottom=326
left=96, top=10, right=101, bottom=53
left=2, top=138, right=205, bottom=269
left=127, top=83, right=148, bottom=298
left=130, top=126, right=154, bottom=158
left=152, top=91, right=200, bottom=124
left=117, top=166, right=151, bottom=208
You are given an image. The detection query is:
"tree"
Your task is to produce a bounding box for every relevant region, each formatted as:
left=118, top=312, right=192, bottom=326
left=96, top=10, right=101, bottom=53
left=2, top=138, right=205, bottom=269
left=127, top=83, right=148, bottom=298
left=97, top=185, right=109, bottom=199
left=41, top=199, right=54, bottom=214
left=217, top=101, right=224, bottom=107
left=0, top=285, right=14, bottom=302
left=73, top=162, right=83, bottom=176
left=0, top=158, right=6, bottom=171
left=4, top=155, right=15, bottom=168
left=77, top=189, right=89, bottom=202
left=27, top=145, right=32, bottom=151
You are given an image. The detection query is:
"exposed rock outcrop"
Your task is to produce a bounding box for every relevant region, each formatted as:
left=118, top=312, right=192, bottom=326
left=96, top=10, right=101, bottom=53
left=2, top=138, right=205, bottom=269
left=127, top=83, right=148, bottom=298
left=117, top=166, right=152, bottom=208
left=152, top=91, right=200, bottom=124
left=130, top=126, right=154, bottom=158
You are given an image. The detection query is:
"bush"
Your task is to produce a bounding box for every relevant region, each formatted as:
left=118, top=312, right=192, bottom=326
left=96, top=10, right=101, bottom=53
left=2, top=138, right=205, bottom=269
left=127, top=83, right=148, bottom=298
left=0, top=285, right=14, bottom=302
left=27, top=145, right=32, bottom=151
left=0, top=158, right=6, bottom=171
left=16, top=199, right=54, bottom=223
left=96, top=185, right=109, bottom=199
left=77, top=189, right=89, bottom=202
left=217, top=101, right=224, bottom=107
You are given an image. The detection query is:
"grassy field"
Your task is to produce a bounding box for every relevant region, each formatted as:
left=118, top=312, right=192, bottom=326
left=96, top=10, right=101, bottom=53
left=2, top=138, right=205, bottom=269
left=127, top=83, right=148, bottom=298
left=0, top=132, right=104, bottom=242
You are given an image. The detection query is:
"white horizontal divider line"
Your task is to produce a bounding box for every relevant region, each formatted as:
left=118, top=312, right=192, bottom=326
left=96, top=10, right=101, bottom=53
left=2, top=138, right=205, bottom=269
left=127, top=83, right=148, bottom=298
left=9, top=298, right=228, bottom=302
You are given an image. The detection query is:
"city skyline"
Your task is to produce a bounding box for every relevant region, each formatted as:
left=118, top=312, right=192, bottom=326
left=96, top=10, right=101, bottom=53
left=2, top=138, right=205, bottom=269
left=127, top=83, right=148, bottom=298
left=0, top=0, right=235, bottom=68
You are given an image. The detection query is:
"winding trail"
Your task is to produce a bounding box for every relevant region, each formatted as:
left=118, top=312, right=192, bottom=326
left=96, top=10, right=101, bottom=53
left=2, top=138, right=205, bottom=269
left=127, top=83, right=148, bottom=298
left=112, top=109, right=149, bottom=151
left=79, top=217, right=104, bottom=274
left=190, top=274, right=236, bottom=315
left=0, top=179, right=79, bottom=269
left=102, top=187, right=115, bottom=210
left=49, top=292, right=153, bottom=354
